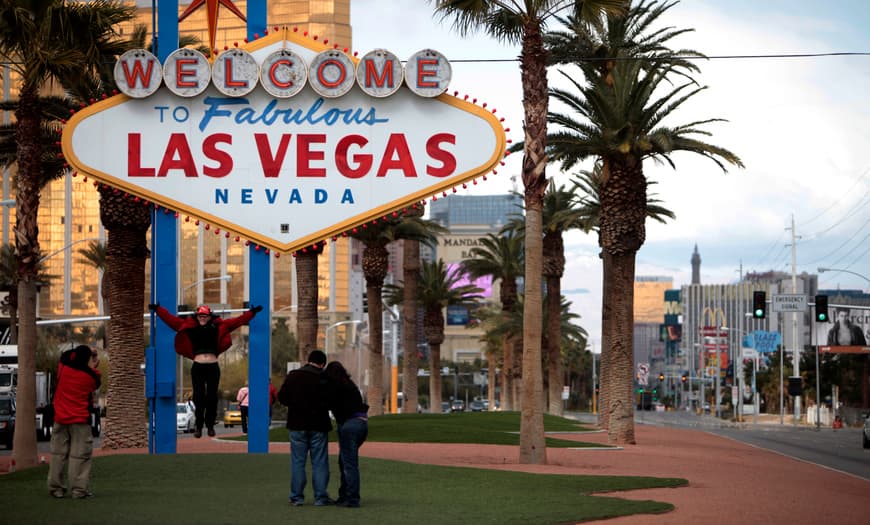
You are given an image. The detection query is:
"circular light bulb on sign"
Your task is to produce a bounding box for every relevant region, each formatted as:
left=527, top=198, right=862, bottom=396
left=212, top=48, right=259, bottom=97
left=114, top=49, right=163, bottom=98
left=405, top=49, right=451, bottom=98
left=260, top=49, right=308, bottom=98
left=309, top=50, right=356, bottom=98
left=163, top=48, right=211, bottom=98
left=356, top=49, right=404, bottom=98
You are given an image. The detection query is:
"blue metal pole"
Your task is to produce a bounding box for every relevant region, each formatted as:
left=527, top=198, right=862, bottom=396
left=247, top=246, right=271, bottom=453
left=149, top=0, right=179, bottom=454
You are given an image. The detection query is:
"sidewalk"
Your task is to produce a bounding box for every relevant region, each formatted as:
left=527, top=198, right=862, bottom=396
left=3, top=420, right=868, bottom=524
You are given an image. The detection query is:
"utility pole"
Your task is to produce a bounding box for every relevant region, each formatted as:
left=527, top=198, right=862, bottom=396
left=787, top=214, right=801, bottom=423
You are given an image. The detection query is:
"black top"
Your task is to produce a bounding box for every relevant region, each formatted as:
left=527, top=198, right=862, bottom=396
left=326, top=379, right=368, bottom=425
left=278, top=364, right=332, bottom=432
left=187, top=322, right=219, bottom=355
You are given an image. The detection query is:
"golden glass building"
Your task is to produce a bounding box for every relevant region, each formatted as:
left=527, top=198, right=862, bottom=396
left=1, top=1, right=361, bottom=353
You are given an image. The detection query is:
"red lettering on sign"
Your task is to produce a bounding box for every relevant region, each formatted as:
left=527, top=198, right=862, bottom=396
left=316, top=59, right=347, bottom=88
left=269, top=59, right=293, bottom=89
left=378, top=134, right=416, bottom=177
left=158, top=133, right=198, bottom=177
left=202, top=134, right=233, bottom=177
left=127, top=134, right=155, bottom=177
left=254, top=133, right=292, bottom=178
left=223, top=57, right=247, bottom=88
left=297, top=134, right=327, bottom=177
left=175, top=58, right=199, bottom=88
left=426, top=133, right=456, bottom=177
left=335, top=135, right=371, bottom=178
left=121, top=59, right=156, bottom=89
left=416, top=58, right=438, bottom=88
left=364, top=59, right=394, bottom=88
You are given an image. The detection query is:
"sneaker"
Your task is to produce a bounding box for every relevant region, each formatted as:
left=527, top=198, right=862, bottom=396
left=207, top=427, right=216, bottom=437
left=289, top=500, right=303, bottom=507
left=338, top=501, right=360, bottom=508
left=50, top=490, right=65, bottom=499
left=194, top=427, right=202, bottom=439
left=314, top=498, right=335, bottom=506
left=72, top=492, right=94, bottom=499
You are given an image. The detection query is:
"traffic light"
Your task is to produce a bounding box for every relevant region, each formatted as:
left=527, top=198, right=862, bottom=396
left=752, top=291, right=766, bottom=319
left=362, top=292, right=368, bottom=313
left=658, top=373, right=665, bottom=382
left=814, top=295, right=828, bottom=322
left=681, top=373, right=687, bottom=383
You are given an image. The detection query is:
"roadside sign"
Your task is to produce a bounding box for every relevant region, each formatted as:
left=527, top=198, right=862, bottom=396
left=772, top=294, right=807, bottom=312
left=562, top=386, right=569, bottom=401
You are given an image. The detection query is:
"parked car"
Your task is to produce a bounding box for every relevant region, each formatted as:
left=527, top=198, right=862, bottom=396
left=441, top=401, right=450, bottom=414
left=451, top=399, right=465, bottom=413
left=177, top=402, right=195, bottom=433
left=223, top=402, right=242, bottom=428
left=0, top=394, right=15, bottom=449
left=469, top=400, right=484, bottom=412
left=863, top=413, right=870, bottom=449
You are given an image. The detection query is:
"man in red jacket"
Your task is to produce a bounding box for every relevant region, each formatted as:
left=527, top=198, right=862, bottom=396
left=47, top=345, right=100, bottom=499
left=150, top=303, right=261, bottom=437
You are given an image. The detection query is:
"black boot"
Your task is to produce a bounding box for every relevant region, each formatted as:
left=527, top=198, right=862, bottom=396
left=207, top=426, right=216, bottom=437
left=194, top=425, right=202, bottom=439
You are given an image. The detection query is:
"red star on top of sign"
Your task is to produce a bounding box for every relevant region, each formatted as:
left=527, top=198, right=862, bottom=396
left=179, top=0, right=247, bottom=55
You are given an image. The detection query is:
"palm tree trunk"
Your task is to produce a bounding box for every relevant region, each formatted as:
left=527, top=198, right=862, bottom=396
left=500, top=337, right=513, bottom=410
left=429, top=344, right=442, bottom=413
left=520, top=200, right=546, bottom=464
left=101, top=224, right=148, bottom=449
left=296, top=250, right=319, bottom=357
left=546, top=275, right=563, bottom=415
left=606, top=252, right=637, bottom=445
left=366, top=282, right=384, bottom=416
left=486, top=349, right=497, bottom=411
left=11, top=85, right=43, bottom=470
left=401, top=238, right=420, bottom=414
left=598, top=250, right=612, bottom=429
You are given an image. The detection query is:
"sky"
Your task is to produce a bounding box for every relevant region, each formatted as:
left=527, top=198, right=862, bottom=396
left=350, top=0, right=870, bottom=347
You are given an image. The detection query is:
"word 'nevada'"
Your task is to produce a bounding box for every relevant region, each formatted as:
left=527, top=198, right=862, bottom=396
left=115, top=47, right=452, bottom=100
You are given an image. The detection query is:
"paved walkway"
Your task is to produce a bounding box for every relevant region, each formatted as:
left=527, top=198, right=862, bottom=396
left=3, top=420, right=868, bottom=524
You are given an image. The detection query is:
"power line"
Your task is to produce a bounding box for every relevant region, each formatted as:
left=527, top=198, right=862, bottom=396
left=449, top=51, right=870, bottom=63
left=798, top=164, right=870, bottom=228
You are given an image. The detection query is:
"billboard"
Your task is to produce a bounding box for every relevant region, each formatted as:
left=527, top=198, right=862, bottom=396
left=815, top=307, right=870, bottom=354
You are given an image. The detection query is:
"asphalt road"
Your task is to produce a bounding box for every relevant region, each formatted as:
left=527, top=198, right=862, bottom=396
left=633, top=410, right=870, bottom=481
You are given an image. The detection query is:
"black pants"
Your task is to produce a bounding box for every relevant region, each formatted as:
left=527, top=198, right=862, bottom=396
left=191, top=362, right=220, bottom=429
left=240, top=405, right=249, bottom=433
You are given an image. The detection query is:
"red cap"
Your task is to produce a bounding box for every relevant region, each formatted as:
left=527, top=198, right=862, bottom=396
left=196, top=305, right=212, bottom=315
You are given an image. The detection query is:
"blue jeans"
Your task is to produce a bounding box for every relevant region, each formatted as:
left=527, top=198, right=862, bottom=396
left=289, top=430, right=330, bottom=504
left=337, top=418, right=368, bottom=505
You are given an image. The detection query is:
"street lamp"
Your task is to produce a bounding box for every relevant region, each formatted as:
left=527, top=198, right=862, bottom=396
left=325, top=319, right=363, bottom=387
left=817, top=267, right=870, bottom=284
left=180, top=274, right=231, bottom=310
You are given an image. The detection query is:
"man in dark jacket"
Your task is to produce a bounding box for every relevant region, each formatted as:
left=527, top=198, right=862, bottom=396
left=47, top=345, right=100, bottom=499
left=278, top=349, right=332, bottom=506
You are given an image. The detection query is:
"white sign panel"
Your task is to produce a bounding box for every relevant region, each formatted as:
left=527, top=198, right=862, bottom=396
left=63, top=30, right=505, bottom=253
left=772, top=294, right=807, bottom=312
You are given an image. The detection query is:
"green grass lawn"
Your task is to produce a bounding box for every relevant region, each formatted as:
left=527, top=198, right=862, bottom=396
left=255, top=411, right=610, bottom=448
left=1, top=454, right=685, bottom=525
left=1, top=413, right=688, bottom=524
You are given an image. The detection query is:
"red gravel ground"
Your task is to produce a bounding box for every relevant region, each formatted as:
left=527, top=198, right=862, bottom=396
left=4, top=423, right=868, bottom=524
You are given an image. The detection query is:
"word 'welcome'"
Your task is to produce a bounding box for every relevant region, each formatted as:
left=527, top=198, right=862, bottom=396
left=115, top=47, right=452, bottom=100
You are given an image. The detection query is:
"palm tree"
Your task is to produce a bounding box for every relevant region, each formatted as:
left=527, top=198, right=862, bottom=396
left=295, top=242, right=325, bottom=357
left=432, top=0, right=625, bottom=464
left=460, top=230, right=523, bottom=410
left=400, top=203, right=426, bottom=415
left=504, top=182, right=593, bottom=416
left=547, top=59, right=742, bottom=444
left=385, top=259, right=482, bottom=413
left=571, top=162, right=674, bottom=428
left=350, top=214, right=440, bottom=415
left=0, top=0, right=133, bottom=468
left=77, top=241, right=106, bottom=313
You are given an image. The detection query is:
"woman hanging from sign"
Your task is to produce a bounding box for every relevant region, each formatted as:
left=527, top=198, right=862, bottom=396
left=150, top=303, right=262, bottom=437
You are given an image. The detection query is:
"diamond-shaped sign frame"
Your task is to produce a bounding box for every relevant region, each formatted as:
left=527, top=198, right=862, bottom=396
left=62, top=28, right=506, bottom=253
